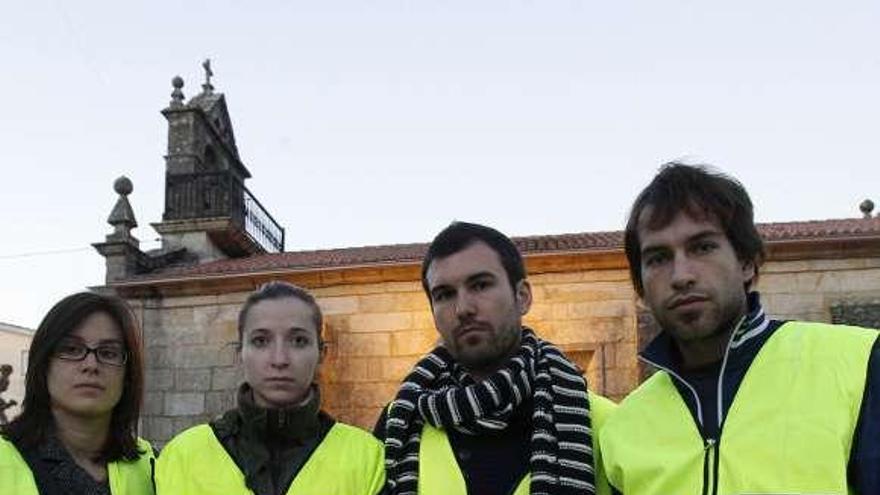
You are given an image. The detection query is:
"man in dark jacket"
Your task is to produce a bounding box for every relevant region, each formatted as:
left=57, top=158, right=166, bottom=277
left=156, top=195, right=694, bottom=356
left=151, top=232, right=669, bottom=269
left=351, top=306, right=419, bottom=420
left=375, top=221, right=616, bottom=495
left=600, top=162, right=880, bottom=494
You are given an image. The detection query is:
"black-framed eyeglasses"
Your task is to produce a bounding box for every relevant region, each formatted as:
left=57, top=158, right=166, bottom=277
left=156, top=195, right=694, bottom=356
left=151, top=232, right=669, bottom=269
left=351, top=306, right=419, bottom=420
left=53, top=342, right=128, bottom=367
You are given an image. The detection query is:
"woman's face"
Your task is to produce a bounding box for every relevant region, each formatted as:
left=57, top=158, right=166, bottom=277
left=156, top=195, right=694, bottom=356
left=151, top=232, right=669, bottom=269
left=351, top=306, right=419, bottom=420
left=46, top=311, right=126, bottom=420
left=240, top=297, right=321, bottom=409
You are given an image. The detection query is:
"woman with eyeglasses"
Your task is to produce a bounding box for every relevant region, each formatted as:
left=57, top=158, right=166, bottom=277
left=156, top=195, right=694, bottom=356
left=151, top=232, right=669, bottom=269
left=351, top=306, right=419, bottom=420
left=0, top=292, right=155, bottom=495
left=156, top=281, right=385, bottom=495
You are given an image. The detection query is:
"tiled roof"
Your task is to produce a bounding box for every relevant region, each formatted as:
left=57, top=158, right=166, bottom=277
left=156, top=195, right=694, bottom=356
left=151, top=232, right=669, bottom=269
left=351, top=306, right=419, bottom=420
left=128, top=217, right=880, bottom=281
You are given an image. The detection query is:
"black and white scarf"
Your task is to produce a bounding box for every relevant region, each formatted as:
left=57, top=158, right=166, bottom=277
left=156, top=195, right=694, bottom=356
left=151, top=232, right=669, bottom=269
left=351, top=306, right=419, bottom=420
left=383, top=328, right=595, bottom=495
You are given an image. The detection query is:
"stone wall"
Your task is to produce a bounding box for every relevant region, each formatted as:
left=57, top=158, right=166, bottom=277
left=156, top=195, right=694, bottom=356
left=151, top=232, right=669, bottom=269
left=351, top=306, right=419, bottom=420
left=133, top=294, right=245, bottom=445
left=133, top=260, right=637, bottom=445
left=759, top=258, right=880, bottom=324
left=132, top=253, right=880, bottom=446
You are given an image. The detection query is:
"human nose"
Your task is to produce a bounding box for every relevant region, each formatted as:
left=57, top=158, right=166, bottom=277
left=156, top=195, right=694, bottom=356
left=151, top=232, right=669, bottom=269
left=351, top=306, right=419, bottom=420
left=269, top=341, right=291, bottom=368
left=455, top=291, right=477, bottom=319
left=670, top=253, right=697, bottom=291
left=80, top=349, right=101, bottom=371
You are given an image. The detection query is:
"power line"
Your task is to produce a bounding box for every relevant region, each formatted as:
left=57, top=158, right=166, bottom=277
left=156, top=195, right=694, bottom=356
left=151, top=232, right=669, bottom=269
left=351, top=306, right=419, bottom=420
left=0, top=238, right=164, bottom=260
left=0, top=247, right=91, bottom=260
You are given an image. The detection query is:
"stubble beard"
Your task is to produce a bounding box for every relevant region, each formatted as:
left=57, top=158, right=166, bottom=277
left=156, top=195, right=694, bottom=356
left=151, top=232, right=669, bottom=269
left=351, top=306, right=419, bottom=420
left=452, top=322, right=523, bottom=378
left=658, top=294, right=748, bottom=366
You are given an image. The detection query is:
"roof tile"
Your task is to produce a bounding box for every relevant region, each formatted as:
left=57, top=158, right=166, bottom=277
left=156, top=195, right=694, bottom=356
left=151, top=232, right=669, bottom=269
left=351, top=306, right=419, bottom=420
left=129, top=217, right=880, bottom=281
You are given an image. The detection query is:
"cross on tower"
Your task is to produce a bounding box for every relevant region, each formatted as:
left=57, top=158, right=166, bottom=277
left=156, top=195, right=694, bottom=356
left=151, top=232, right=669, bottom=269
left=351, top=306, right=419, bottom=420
left=202, top=58, right=214, bottom=93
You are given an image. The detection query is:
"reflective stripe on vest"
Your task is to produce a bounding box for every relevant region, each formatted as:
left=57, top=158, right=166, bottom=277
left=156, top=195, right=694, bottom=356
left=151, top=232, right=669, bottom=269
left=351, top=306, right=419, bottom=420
left=0, top=435, right=156, bottom=495
left=600, top=321, right=877, bottom=495
left=418, top=392, right=617, bottom=495
left=156, top=422, right=385, bottom=495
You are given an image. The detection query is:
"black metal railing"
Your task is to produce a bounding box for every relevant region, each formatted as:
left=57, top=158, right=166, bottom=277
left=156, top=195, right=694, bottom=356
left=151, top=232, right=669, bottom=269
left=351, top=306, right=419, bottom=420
left=164, top=171, right=285, bottom=253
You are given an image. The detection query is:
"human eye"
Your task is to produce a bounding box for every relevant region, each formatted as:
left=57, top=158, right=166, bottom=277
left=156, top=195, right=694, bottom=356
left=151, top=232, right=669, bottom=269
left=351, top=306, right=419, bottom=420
left=692, top=240, right=718, bottom=255
left=471, top=278, right=493, bottom=292
left=97, top=346, right=126, bottom=364
left=250, top=334, right=269, bottom=348
left=55, top=341, right=85, bottom=359
left=292, top=335, right=311, bottom=348
left=431, top=288, right=453, bottom=303
left=643, top=251, right=669, bottom=268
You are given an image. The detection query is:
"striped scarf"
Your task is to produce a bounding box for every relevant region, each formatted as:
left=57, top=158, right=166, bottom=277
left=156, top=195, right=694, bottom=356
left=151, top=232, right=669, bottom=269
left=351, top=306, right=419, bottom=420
left=383, top=328, right=595, bottom=495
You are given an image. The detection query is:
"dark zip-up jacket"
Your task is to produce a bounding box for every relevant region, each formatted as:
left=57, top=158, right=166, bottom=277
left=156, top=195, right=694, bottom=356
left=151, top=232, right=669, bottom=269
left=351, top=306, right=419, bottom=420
left=210, top=384, right=334, bottom=495
left=612, top=292, right=880, bottom=494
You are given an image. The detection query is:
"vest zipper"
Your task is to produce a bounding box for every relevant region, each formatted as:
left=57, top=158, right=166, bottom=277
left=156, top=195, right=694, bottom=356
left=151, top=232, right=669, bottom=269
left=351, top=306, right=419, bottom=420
left=639, top=313, right=746, bottom=495
left=703, top=438, right=717, bottom=495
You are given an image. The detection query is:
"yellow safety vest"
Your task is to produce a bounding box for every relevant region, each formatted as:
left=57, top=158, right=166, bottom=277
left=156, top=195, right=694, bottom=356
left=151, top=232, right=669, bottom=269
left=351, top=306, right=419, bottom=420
left=418, top=392, right=616, bottom=495
left=600, top=321, right=877, bottom=495
left=156, top=422, right=385, bottom=495
left=0, top=435, right=155, bottom=495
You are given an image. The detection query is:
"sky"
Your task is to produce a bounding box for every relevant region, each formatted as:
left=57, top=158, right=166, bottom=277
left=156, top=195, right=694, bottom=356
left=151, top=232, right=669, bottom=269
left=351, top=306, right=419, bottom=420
left=1, top=0, right=878, bottom=328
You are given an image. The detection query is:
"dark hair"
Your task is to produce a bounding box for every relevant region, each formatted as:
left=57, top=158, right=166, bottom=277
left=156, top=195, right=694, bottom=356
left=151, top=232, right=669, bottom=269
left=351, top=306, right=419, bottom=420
left=237, top=281, right=324, bottom=347
left=2, top=292, right=145, bottom=461
left=421, top=221, right=526, bottom=297
left=624, top=162, right=765, bottom=296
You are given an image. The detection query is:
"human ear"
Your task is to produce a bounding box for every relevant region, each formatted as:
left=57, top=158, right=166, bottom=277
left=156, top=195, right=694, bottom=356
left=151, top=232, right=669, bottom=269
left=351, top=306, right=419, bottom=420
left=515, top=280, right=533, bottom=315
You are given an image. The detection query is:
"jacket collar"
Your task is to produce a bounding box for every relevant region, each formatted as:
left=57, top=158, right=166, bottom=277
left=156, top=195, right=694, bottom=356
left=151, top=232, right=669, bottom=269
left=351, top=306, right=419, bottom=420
left=640, top=291, right=769, bottom=373
left=235, top=382, right=322, bottom=445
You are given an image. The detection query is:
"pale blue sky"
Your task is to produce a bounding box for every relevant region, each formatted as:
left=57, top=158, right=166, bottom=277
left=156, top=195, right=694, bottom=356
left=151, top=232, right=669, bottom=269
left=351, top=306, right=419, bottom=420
left=1, top=1, right=878, bottom=328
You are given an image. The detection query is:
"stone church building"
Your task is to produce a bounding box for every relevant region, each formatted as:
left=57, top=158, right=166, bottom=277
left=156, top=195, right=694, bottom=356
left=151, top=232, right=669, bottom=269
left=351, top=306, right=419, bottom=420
left=94, top=67, right=880, bottom=446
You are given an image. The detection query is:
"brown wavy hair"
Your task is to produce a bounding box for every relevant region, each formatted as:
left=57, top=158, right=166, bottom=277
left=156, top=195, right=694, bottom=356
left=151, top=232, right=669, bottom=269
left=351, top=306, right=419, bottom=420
left=624, top=162, right=765, bottom=296
left=1, top=292, right=145, bottom=461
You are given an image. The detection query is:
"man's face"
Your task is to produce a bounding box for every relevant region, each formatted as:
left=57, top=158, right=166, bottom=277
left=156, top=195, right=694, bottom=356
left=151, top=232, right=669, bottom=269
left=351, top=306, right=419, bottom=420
left=638, top=209, right=755, bottom=347
left=425, top=241, right=531, bottom=376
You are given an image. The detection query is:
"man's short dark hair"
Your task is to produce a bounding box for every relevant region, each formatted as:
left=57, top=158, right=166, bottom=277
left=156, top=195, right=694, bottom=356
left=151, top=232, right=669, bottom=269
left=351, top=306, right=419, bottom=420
left=237, top=281, right=324, bottom=347
left=421, top=221, right=526, bottom=297
left=624, top=162, right=766, bottom=296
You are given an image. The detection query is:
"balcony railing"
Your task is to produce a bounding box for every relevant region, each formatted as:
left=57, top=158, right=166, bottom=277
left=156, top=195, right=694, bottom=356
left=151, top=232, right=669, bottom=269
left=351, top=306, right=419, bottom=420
left=164, top=171, right=285, bottom=253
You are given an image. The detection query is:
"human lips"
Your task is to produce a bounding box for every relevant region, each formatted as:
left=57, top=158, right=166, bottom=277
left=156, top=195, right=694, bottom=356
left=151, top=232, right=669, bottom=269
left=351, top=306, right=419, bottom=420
left=455, top=322, right=491, bottom=340
left=667, top=294, right=709, bottom=310
left=73, top=382, right=105, bottom=392
left=264, top=377, right=296, bottom=385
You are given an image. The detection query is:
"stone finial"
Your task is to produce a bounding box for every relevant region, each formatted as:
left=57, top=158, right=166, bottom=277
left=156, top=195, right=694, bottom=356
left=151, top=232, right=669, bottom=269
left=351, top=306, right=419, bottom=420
left=170, top=76, right=185, bottom=107
left=202, top=58, right=214, bottom=94
left=107, top=176, right=138, bottom=241
left=860, top=199, right=875, bottom=218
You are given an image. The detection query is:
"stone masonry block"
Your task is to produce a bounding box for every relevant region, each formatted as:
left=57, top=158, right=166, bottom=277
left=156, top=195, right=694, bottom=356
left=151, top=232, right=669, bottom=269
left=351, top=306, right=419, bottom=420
left=162, top=307, right=205, bottom=346
left=335, top=357, right=384, bottom=383
left=541, top=283, right=634, bottom=303
left=205, top=390, right=236, bottom=415
left=380, top=281, right=423, bottom=293
left=548, top=317, right=630, bottom=345
left=212, top=367, right=242, bottom=391
left=411, top=311, right=435, bottom=331
left=346, top=313, right=414, bottom=333
left=194, top=304, right=239, bottom=344
left=566, top=300, right=633, bottom=319
left=318, top=296, right=359, bottom=315
left=146, top=346, right=173, bottom=369
left=142, top=416, right=176, bottom=444
left=390, top=329, right=438, bottom=356
left=164, top=392, right=205, bottom=416
left=173, top=344, right=235, bottom=368
left=349, top=382, right=400, bottom=408
left=383, top=356, right=418, bottom=382
left=322, top=383, right=354, bottom=408
left=358, top=293, right=429, bottom=314
left=175, top=368, right=212, bottom=392
left=337, top=332, right=391, bottom=357
left=762, top=293, right=825, bottom=318
left=143, top=392, right=164, bottom=416
left=145, top=368, right=173, bottom=392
